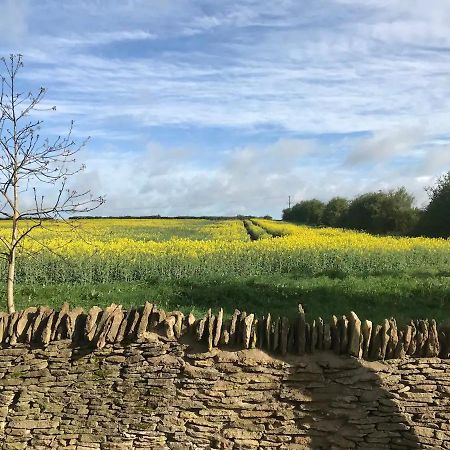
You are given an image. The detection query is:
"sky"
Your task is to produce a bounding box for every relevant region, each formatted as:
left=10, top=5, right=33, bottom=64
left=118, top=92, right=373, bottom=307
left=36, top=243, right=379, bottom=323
left=0, top=0, right=449, bottom=217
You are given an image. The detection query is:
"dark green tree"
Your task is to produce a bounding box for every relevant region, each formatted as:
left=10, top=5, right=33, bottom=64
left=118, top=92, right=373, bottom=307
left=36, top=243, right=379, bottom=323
left=416, top=172, right=450, bottom=238
left=282, top=199, right=325, bottom=225
left=322, top=197, right=350, bottom=227
left=344, top=188, right=418, bottom=235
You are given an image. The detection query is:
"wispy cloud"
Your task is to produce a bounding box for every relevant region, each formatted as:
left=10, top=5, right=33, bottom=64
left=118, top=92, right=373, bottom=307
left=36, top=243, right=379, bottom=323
left=0, top=0, right=449, bottom=215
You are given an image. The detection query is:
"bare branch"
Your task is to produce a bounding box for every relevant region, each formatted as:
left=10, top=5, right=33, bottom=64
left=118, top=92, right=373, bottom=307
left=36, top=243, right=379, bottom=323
left=0, top=53, right=105, bottom=313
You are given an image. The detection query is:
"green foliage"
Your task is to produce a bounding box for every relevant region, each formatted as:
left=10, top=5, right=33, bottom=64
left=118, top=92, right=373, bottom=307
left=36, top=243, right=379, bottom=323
left=282, top=199, right=325, bottom=225
left=322, top=197, right=349, bottom=227
left=416, top=172, right=450, bottom=238
left=344, top=188, right=418, bottom=235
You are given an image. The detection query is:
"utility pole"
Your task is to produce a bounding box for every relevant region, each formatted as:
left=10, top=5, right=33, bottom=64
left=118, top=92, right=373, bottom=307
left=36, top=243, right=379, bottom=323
left=288, top=195, right=291, bottom=209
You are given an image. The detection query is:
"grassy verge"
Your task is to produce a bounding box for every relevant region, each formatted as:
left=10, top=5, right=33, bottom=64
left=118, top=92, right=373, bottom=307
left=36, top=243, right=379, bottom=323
left=5, top=273, right=450, bottom=325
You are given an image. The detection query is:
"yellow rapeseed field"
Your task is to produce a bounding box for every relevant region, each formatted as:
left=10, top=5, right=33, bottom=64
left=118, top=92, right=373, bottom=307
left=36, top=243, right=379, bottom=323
left=0, top=218, right=447, bottom=283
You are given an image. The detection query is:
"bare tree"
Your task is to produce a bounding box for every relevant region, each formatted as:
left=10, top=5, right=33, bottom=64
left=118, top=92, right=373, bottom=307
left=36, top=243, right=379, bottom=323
left=0, top=54, right=104, bottom=313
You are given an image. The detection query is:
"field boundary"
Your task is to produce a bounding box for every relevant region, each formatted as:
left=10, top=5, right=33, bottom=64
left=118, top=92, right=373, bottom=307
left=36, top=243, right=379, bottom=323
left=1, top=303, right=448, bottom=360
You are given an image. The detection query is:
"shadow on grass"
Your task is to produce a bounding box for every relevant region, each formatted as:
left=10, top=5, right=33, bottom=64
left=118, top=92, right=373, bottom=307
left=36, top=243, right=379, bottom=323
left=9, top=272, right=450, bottom=325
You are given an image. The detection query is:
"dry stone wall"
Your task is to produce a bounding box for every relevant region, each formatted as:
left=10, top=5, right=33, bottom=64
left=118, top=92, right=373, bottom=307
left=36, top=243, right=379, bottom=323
left=1, top=303, right=449, bottom=359
left=0, top=304, right=450, bottom=449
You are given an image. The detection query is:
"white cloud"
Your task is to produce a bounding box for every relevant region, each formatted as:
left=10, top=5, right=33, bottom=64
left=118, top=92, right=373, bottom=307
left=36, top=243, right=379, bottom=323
left=0, top=0, right=28, bottom=44
left=1, top=0, right=450, bottom=216
left=345, top=127, right=426, bottom=165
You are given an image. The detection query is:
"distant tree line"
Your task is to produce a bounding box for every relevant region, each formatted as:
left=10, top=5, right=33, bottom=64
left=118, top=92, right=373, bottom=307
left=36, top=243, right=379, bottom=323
left=282, top=172, right=450, bottom=238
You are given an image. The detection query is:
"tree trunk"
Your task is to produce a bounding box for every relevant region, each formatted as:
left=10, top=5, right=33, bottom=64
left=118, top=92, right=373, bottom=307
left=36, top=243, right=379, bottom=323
left=6, top=249, right=15, bottom=313
left=7, top=168, right=19, bottom=314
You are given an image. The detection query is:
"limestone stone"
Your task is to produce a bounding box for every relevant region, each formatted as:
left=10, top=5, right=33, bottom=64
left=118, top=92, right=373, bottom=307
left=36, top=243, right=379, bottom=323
left=386, top=318, right=398, bottom=359
left=136, top=302, right=153, bottom=339
left=250, top=318, right=258, bottom=349
left=425, top=319, right=440, bottom=357
left=272, top=317, right=280, bottom=353
left=310, top=320, right=317, bottom=353
left=330, top=315, right=340, bottom=354
left=265, top=314, right=272, bottom=352
left=213, top=308, right=223, bottom=347
left=407, top=321, right=417, bottom=355
left=316, top=317, right=324, bottom=350
left=338, top=316, right=348, bottom=354
left=196, top=316, right=207, bottom=342
left=229, top=309, right=240, bottom=345
left=380, top=319, right=390, bottom=359
left=280, top=317, right=289, bottom=356
left=243, top=314, right=254, bottom=349
left=207, top=310, right=215, bottom=352
left=323, top=323, right=332, bottom=350
left=348, top=311, right=362, bottom=358
left=85, top=306, right=103, bottom=343
left=361, top=320, right=372, bottom=360
left=0, top=304, right=448, bottom=450
left=297, top=305, right=306, bottom=355
left=162, top=316, right=177, bottom=340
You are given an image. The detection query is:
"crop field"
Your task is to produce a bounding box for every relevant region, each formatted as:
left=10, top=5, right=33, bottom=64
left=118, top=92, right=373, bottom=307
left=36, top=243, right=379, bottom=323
left=0, top=218, right=449, bottom=323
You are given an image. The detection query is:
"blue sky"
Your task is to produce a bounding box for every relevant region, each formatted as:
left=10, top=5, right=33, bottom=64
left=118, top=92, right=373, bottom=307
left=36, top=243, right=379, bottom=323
left=1, top=0, right=449, bottom=217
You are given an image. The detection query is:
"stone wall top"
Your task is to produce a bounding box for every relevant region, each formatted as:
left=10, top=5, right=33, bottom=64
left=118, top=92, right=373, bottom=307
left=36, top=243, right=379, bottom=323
left=0, top=303, right=449, bottom=360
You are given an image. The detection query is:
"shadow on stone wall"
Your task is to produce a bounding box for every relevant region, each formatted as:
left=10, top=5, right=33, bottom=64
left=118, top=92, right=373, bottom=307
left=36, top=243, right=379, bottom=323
left=281, top=354, right=422, bottom=449
left=179, top=341, right=425, bottom=450
left=1, top=302, right=449, bottom=449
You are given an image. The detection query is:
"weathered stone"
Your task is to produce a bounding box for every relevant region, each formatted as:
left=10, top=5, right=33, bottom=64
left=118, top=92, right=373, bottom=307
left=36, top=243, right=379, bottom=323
left=14, top=307, right=38, bottom=344
left=407, top=321, right=417, bottom=355
left=297, top=305, right=306, bottom=355
left=85, top=306, right=103, bottom=343
left=50, top=302, right=70, bottom=341
left=394, top=330, right=406, bottom=359
left=220, top=329, right=230, bottom=345
left=136, top=302, right=154, bottom=338
left=317, top=317, right=324, bottom=350
left=323, top=323, right=332, bottom=350
left=416, top=320, right=428, bottom=356
left=348, top=311, right=362, bottom=358
left=0, top=303, right=449, bottom=450
left=440, top=321, right=450, bottom=358
left=0, top=311, right=7, bottom=343
left=265, top=313, right=272, bottom=352
left=39, top=310, right=57, bottom=346
left=250, top=318, right=258, bottom=349
left=280, top=317, right=289, bottom=356
left=310, top=319, right=317, bottom=353
left=386, top=318, right=398, bottom=359
left=257, top=316, right=265, bottom=349
left=361, top=320, right=372, bottom=360
left=148, top=307, right=166, bottom=330
left=93, top=303, right=122, bottom=348
left=243, top=314, right=254, bottom=349
left=425, top=319, right=440, bottom=357
left=330, top=315, right=340, bottom=354
left=124, top=307, right=141, bottom=339
left=380, top=319, right=390, bottom=359
left=238, top=311, right=247, bottom=346
left=272, top=317, right=280, bottom=353
left=181, top=312, right=196, bottom=338
left=162, top=315, right=176, bottom=340
left=196, top=315, right=207, bottom=342
left=403, top=325, right=412, bottom=354
left=338, top=315, right=348, bottom=354
left=207, top=310, right=215, bottom=351
left=229, top=309, right=240, bottom=344
left=370, top=325, right=383, bottom=360
left=65, top=307, right=84, bottom=341
left=213, top=308, right=223, bottom=347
